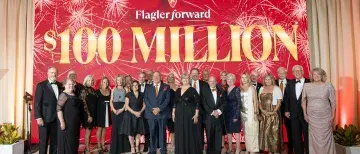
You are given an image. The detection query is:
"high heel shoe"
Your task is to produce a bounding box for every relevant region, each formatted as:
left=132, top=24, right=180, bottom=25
left=131, top=147, right=136, bottom=154
left=135, top=146, right=141, bottom=154
left=102, top=145, right=109, bottom=152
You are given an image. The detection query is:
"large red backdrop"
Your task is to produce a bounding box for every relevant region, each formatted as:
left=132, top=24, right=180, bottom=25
left=33, top=0, right=309, bottom=143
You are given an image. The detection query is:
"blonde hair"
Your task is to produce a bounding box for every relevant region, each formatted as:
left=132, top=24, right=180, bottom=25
left=83, top=75, right=94, bottom=87
left=166, top=72, right=175, bottom=84
left=262, top=73, right=276, bottom=86
left=240, top=73, right=251, bottom=87
left=180, top=73, right=190, bottom=85
left=311, top=67, right=327, bottom=82
left=115, top=74, right=124, bottom=86
left=227, top=73, right=236, bottom=81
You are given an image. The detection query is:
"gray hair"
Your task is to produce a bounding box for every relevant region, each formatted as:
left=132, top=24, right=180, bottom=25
left=292, top=65, right=303, bottom=72
left=311, top=67, right=327, bottom=82
left=227, top=73, right=236, bottom=81
left=83, top=75, right=94, bottom=87
left=180, top=73, right=190, bottom=85
left=277, top=67, right=287, bottom=73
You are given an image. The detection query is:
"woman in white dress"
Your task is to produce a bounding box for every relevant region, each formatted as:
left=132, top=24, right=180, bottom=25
left=240, top=73, right=260, bottom=153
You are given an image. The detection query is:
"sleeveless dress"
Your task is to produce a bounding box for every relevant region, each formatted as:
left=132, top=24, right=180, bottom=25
left=120, top=92, right=146, bottom=136
left=57, top=93, right=82, bottom=154
left=110, top=88, right=130, bottom=154
left=240, top=88, right=259, bottom=152
left=96, top=90, right=111, bottom=127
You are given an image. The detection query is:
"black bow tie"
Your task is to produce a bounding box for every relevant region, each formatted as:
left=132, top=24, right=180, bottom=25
left=253, top=84, right=257, bottom=86
left=140, top=83, right=144, bottom=86
left=50, top=81, right=56, bottom=84
left=296, top=80, right=301, bottom=83
left=211, top=88, right=217, bottom=92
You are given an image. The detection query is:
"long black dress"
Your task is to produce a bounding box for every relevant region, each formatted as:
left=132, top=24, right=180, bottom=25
left=57, top=93, right=82, bottom=154
left=96, top=90, right=112, bottom=127
left=120, top=92, right=146, bottom=136
left=167, top=88, right=176, bottom=133
left=174, top=87, right=201, bottom=154
left=225, top=86, right=241, bottom=133
left=80, top=86, right=97, bottom=129
left=110, top=88, right=131, bottom=154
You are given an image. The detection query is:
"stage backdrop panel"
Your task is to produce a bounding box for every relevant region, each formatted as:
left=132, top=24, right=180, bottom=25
left=33, top=0, right=309, bottom=143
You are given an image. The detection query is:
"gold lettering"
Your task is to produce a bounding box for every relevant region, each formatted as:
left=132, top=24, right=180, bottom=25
left=272, top=25, right=298, bottom=61
left=58, top=29, right=70, bottom=64
left=73, top=27, right=97, bottom=64
left=98, top=27, right=122, bottom=64
left=184, top=26, right=207, bottom=62
left=169, top=27, right=181, bottom=62
left=242, top=25, right=272, bottom=62
left=207, top=26, right=230, bottom=62
left=230, top=25, right=242, bottom=62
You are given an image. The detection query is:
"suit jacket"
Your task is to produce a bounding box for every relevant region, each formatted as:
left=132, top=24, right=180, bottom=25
left=275, top=78, right=289, bottom=114
left=137, top=81, right=147, bottom=94
left=253, top=82, right=263, bottom=94
left=144, top=82, right=171, bottom=119
left=74, top=82, right=84, bottom=97
left=202, top=86, right=226, bottom=125
left=192, top=80, right=209, bottom=117
left=34, top=80, right=63, bottom=122
left=283, top=78, right=311, bottom=119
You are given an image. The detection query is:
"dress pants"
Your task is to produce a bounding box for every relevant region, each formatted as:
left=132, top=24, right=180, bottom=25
left=38, top=120, right=57, bottom=154
left=147, top=119, right=168, bottom=154
left=205, top=119, right=222, bottom=154
left=291, top=117, right=309, bottom=154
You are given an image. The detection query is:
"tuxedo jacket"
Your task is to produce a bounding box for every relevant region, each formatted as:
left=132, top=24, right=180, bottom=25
left=74, top=82, right=84, bottom=97
left=144, top=83, right=171, bottom=119
left=34, top=80, right=63, bottom=122
left=202, top=86, right=226, bottom=125
left=283, top=78, right=311, bottom=119
left=253, top=82, right=263, bottom=94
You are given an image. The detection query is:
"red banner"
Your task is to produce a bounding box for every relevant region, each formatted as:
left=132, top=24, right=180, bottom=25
left=33, top=0, right=309, bottom=143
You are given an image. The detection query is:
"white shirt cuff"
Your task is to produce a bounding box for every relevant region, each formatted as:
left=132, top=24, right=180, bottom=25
left=216, top=109, right=222, bottom=115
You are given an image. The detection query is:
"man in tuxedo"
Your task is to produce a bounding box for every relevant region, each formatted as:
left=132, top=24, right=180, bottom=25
left=34, top=66, right=62, bottom=154
left=202, top=69, right=210, bottom=82
left=250, top=70, right=263, bottom=93
left=144, top=71, right=171, bottom=154
left=190, top=68, right=209, bottom=152
left=203, top=76, right=226, bottom=154
left=67, top=70, right=83, bottom=96
left=283, top=65, right=311, bottom=154
left=275, top=67, right=293, bottom=154
left=138, top=72, right=150, bottom=152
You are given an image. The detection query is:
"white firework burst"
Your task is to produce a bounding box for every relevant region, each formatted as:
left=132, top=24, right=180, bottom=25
left=35, top=0, right=54, bottom=11
left=70, top=0, right=87, bottom=6
left=249, top=59, right=276, bottom=77
left=105, top=0, right=128, bottom=17
left=297, top=30, right=310, bottom=60
left=290, top=0, right=306, bottom=21
left=67, top=6, right=94, bottom=34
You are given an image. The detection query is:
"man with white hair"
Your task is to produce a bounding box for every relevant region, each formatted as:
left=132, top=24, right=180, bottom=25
left=283, top=65, right=310, bottom=154
left=67, top=70, right=83, bottom=96
left=250, top=70, right=263, bottom=93
left=275, top=67, right=292, bottom=154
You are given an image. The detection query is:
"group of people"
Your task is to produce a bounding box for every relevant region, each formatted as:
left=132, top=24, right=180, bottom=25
left=34, top=65, right=336, bottom=154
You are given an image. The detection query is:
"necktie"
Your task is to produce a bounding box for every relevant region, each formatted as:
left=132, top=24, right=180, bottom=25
left=296, top=80, right=300, bottom=83
left=193, top=81, right=197, bottom=89
left=155, top=84, right=159, bottom=97
left=280, top=81, right=284, bottom=93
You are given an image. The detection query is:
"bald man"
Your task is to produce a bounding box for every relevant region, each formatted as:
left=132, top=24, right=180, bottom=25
left=203, top=76, right=226, bottom=154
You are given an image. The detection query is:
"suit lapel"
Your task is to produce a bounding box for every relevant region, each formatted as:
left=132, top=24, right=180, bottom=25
left=46, top=81, right=56, bottom=97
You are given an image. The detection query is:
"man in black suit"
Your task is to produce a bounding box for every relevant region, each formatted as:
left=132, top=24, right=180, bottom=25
left=138, top=72, right=150, bottom=152
left=34, top=66, right=62, bottom=154
left=283, top=65, right=311, bottom=154
left=203, top=76, right=226, bottom=154
left=190, top=68, right=209, bottom=152
left=250, top=70, right=263, bottom=93
left=275, top=67, right=293, bottom=154
left=67, top=70, right=83, bottom=96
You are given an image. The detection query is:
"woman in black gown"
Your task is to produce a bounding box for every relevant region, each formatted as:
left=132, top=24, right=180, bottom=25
left=172, top=74, right=201, bottom=154
left=57, top=78, right=83, bottom=154
left=166, top=73, right=178, bottom=151
left=109, top=75, right=130, bottom=154
left=120, top=81, right=146, bottom=153
left=96, top=77, right=112, bottom=153
left=80, top=75, right=97, bottom=154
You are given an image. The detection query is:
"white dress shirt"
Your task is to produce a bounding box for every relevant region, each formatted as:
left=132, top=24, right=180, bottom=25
left=211, top=88, right=222, bottom=115
left=295, top=78, right=305, bottom=100
left=139, top=82, right=146, bottom=93
left=49, top=79, right=59, bottom=100
left=192, top=80, right=200, bottom=94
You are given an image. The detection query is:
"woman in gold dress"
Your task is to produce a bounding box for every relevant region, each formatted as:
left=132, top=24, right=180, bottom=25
left=258, top=74, right=282, bottom=154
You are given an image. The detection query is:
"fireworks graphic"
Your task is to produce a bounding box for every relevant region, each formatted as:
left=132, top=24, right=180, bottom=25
left=105, top=0, right=128, bottom=17
left=290, top=0, right=307, bottom=21
left=249, top=59, right=276, bottom=76
left=67, top=6, right=94, bottom=33
left=35, top=0, right=54, bottom=11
